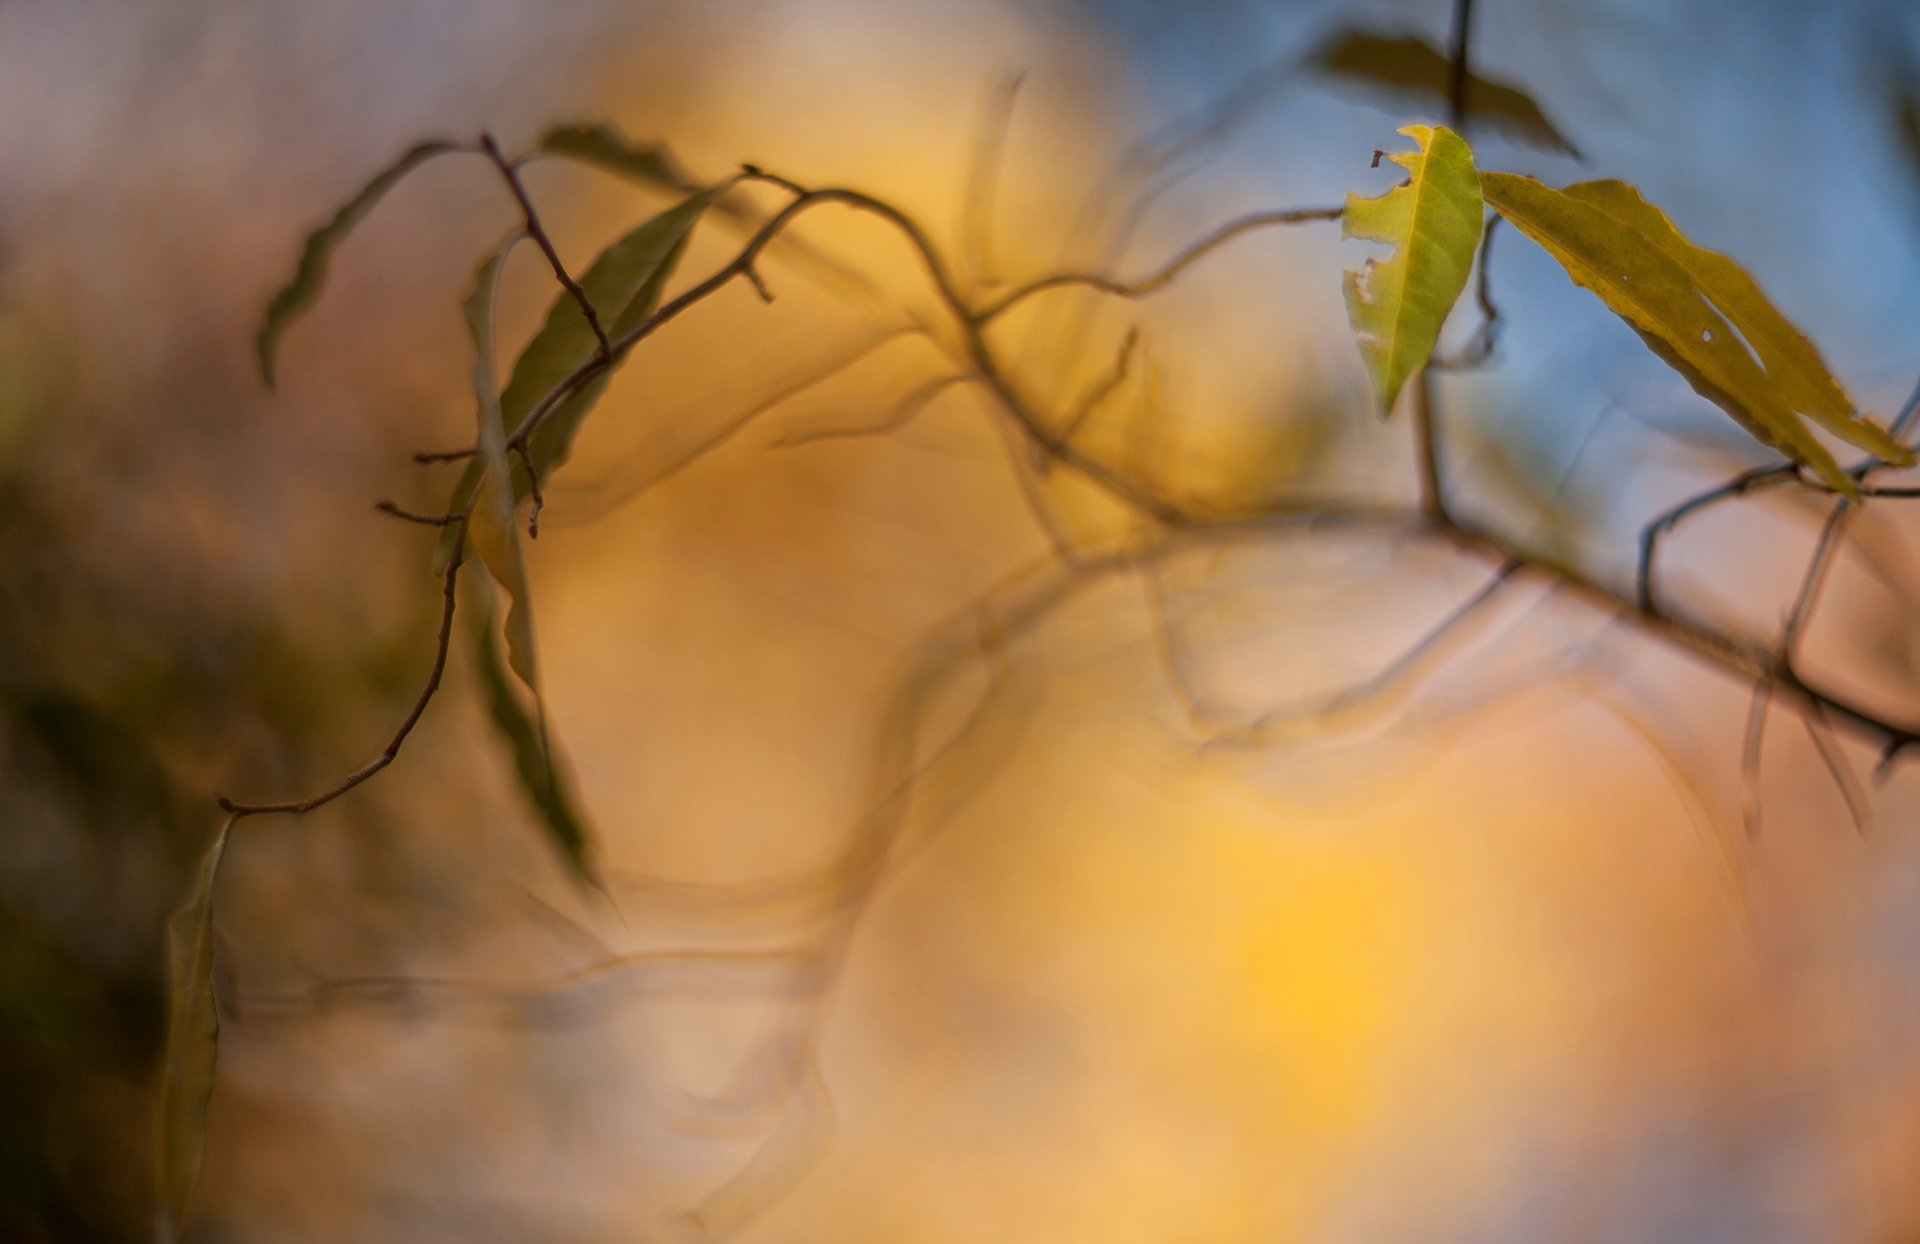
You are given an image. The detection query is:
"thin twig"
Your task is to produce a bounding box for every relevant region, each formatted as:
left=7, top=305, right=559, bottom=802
left=1802, top=703, right=1873, bottom=837
left=774, top=373, right=978, bottom=448
left=217, top=513, right=472, bottom=817
left=1054, top=326, right=1140, bottom=456
left=1637, top=464, right=1797, bottom=613
left=375, top=500, right=462, bottom=526
left=973, top=206, right=1344, bottom=324
left=1739, top=679, right=1772, bottom=838
left=510, top=441, right=544, bottom=538
left=962, top=72, right=1026, bottom=291
left=480, top=132, right=611, bottom=361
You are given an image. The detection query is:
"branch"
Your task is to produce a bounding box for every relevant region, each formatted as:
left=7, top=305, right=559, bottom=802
left=481, top=132, right=611, bottom=361
left=216, top=512, right=472, bottom=818
left=972, top=206, right=1344, bottom=324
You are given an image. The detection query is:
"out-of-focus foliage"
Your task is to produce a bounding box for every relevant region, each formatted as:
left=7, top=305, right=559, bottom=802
left=1341, top=124, right=1482, bottom=414
left=1308, top=27, right=1579, bottom=157
left=254, top=140, right=462, bottom=388
left=537, top=122, right=704, bottom=197
left=156, top=820, right=228, bottom=1239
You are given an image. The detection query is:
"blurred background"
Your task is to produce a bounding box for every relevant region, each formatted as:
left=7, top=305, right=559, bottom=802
left=6, top=0, right=1920, bottom=1240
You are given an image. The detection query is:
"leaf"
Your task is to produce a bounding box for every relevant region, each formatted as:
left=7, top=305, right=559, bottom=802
left=1480, top=172, right=1910, bottom=495
left=434, top=186, right=725, bottom=573
left=538, top=122, right=700, bottom=197
left=1342, top=124, right=1485, bottom=415
left=463, top=238, right=540, bottom=688
left=256, top=140, right=462, bottom=388
left=157, top=817, right=233, bottom=1241
left=461, top=243, right=598, bottom=888
left=1309, top=28, right=1580, bottom=158
left=469, top=579, right=597, bottom=885
left=1562, top=180, right=1910, bottom=465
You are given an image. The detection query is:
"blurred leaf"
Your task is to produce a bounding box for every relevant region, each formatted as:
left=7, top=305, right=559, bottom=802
left=469, top=581, right=596, bottom=885
left=256, top=140, right=462, bottom=388
left=1342, top=125, right=1484, bottom=415
left=460, top=243, right=597, bottom=888
left=157, top=817, right=231, bottom=1242
left=538, top=122, right=699, bottom=196
left=435, top=186, right=726, bottom=572
left=1481, top=172, right=1905, bottom=495
left=1899, top=88, right=1920, bottom=192
left=1309, top=28, right=1580, bottom=157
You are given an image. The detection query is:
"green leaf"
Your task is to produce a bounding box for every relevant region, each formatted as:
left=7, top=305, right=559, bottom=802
left=434, top=186, right=725, bottom=573
left=461, top=243, right=598, bottom=889
left=1342, top=124, right=1485, bottom=415
left=538, top=122, right=699, bottom=196
left=256, top=140, right=462, bottom=388
left=1309, top=28, right=1580, bottom=158
left=157, top=817, right=232, bottom=1241
left=469, top=579, right=597, bottom=885
left=1480, top=172, right=1910, bottom=495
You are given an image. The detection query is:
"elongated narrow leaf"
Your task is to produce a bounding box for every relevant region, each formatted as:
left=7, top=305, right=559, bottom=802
left=464, top=239, right=539, bottom=689
left=469, top=579, right=597, bottom=884
left=1481, top=172, right=1904, bottom=494
left=538, top=122, right=700, bottom=196
left=256, top=140, right=462, bottom=388
left=1562, top=180, right=1911, bottom=465
left=434, top=186, right=725, bottom=573
left=1309, top=29, right=1580, bottom=157
left=158, top=817, right=233, bottom=1241
left=462, top=244, right=598, bottom=887
left=1343, top=125, right=1484, bottom=415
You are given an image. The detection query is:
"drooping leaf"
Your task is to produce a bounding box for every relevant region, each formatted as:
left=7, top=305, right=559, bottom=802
left=1309, top=28, right=1580, bottom=158
left=537, top=122, right=701, bottom=196
left=1481, top=172, right=1909, bottom=494
left=460, top=243, right=598, bottom=889
left=1342, top=124, right=1485, bottom=415
left=462, top=239, right=541, bottom=689
left=157, top=816, right=233, bottom=1241
left=256, top=140, right=462, bottom=388
left=434, top=186, right=726, bottom=573
left=469, top=579, right=597, bottom=885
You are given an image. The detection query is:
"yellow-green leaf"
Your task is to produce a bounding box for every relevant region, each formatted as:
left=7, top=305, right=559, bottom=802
left=157, top=816, right=233, bottom=1241
left=1481, top=172, right=1906, bottom=494
left=256, top=140, right=462, bottom=388
left=1562, top=180, right=1911, bottom=466
left=1309, top=28, right=1580, bottom=158
left=1343, top=124, right=1485, bottom=415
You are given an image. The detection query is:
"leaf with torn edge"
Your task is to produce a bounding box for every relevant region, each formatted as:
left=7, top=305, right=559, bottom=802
left=157, top=816, right=233, bottom=1241
left=1481, top=172, right=1911, bottom=495
left=469, top=577, right=596, bottom=884
left=256, top=140, right=462, bottom=388
left=1343, top=124, right=1485, bottom=415
left=1309, top=28, right=1580, bottom=158
left=434, top=186, right=726, bottom=573
left=462, top=241, right=599, bottom=888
